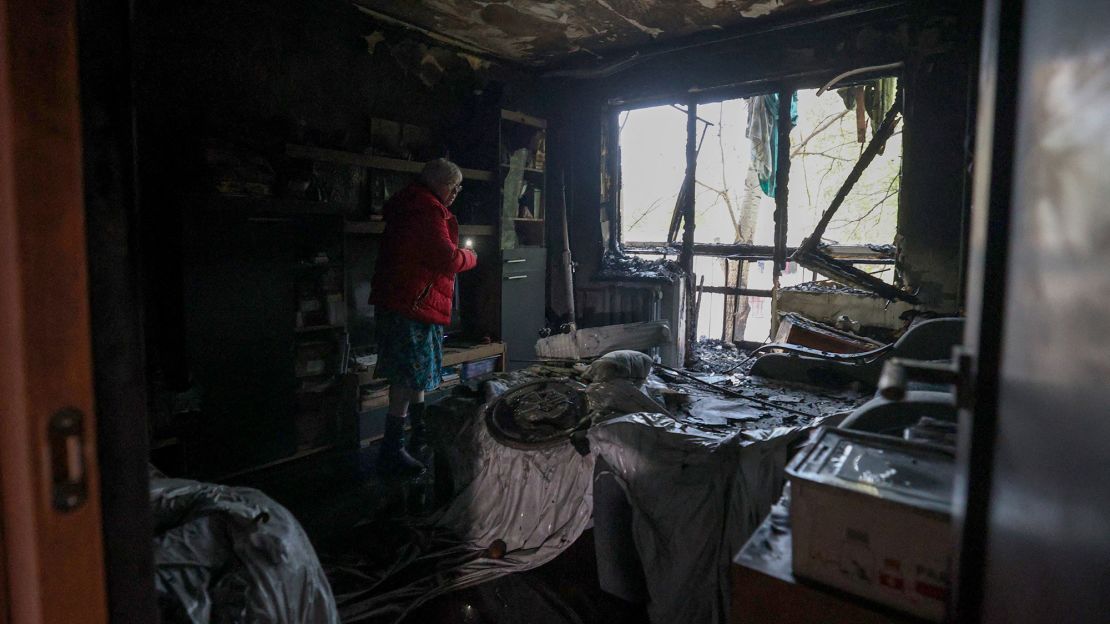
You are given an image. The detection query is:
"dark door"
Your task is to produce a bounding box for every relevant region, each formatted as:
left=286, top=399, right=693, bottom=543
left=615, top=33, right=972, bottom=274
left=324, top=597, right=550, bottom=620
left=956, top=0, right=1110, bottom=621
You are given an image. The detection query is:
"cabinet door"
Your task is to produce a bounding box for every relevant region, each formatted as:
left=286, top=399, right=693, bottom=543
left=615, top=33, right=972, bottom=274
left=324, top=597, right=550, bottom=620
left=183, top=212, right=299, bottom=475
left=501, top=248, right=547, bottom=370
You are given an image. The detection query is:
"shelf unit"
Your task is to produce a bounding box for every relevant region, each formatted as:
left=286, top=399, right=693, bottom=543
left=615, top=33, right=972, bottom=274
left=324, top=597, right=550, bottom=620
left=280, top=139, right=514, bottom=444
left=174, top=197, right=355, bottom=477
left=498, top=108, right=547, bottom=248
left=497, top=109, right=548, bottom=370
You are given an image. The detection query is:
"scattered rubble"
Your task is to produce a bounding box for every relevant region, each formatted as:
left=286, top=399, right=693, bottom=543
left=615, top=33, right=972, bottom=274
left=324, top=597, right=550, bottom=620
left=780, top=280, right=877, bottom=297
left=594, top=249, right=683, bottom=283
left=689, top=339, right=752, bottom=374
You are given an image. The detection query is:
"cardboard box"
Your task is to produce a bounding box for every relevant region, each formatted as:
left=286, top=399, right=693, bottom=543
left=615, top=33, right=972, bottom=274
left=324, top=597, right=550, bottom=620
left=788, top=427, right=955, bottom=622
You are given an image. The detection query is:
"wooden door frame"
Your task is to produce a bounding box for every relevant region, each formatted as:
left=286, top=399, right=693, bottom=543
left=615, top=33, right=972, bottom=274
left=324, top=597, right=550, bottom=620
left=0, top=0, right=109, bottom=621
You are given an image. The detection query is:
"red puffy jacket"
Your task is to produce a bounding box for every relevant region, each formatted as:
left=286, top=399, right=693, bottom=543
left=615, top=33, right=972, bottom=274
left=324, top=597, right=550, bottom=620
left=369, top=183, right=478, bottom=326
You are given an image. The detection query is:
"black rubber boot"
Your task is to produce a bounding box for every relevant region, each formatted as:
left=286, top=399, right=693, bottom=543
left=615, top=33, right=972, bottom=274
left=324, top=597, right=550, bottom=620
left=378, top=414, right=426, bottom=477
left=408, top=402, right=428, bottom=455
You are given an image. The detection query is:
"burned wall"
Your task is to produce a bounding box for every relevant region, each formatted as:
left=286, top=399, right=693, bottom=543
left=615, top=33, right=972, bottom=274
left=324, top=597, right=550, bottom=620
left=546, top=0, right=978, bottom=318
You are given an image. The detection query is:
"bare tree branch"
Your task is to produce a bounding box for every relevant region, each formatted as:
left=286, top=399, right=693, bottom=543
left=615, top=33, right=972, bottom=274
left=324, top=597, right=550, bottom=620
left=790, top=109, right=850, bottom=158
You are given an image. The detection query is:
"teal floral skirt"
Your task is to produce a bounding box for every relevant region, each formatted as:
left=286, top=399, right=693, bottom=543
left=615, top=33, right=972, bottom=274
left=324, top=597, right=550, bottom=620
left=373, top=309, right=444, bottom=391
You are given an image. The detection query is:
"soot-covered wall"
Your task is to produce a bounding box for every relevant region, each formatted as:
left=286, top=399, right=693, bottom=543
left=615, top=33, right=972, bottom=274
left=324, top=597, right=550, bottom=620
left=544, top=0, right=978, bottom=316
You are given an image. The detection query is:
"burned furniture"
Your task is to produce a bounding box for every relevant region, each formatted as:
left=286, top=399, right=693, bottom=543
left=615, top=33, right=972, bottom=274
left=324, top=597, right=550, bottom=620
left=750, top=317, right=964, bottom=389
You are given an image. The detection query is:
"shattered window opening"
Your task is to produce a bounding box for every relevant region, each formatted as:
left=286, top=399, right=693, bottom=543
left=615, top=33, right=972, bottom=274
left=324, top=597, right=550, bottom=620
left=788, top=78, right=902, bottom=248
left=614, top=79, right=902, bottom=343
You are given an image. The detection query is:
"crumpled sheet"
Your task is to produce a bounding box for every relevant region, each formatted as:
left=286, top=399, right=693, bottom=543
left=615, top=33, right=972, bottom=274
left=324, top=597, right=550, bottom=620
left=332, top=381, right=596, bottom=623
left=588, top=410, right=837, bottom=624
left=151, top=474, right=339, bottom=624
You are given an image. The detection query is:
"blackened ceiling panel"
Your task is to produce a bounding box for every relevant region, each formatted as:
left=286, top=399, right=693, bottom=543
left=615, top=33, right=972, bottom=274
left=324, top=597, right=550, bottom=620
left=350, top=0, right=841, bottom=65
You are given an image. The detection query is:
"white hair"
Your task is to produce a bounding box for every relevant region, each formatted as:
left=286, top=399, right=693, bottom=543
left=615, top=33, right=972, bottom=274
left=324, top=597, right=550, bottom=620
left=419, top=158, right=462, bottom=189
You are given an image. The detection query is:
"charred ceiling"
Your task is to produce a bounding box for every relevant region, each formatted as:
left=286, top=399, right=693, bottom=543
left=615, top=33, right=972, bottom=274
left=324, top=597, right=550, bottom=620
left=350, top=0, right=844, bottom=66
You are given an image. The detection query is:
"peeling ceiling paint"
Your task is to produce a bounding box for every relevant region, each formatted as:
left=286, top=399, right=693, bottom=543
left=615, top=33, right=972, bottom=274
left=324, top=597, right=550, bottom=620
left=351, top=0, right=840, bottom=65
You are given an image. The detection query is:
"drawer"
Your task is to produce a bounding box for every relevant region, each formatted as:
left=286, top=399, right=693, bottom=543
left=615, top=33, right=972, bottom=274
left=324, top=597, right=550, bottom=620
left=501, top=247, right=546, bottom=274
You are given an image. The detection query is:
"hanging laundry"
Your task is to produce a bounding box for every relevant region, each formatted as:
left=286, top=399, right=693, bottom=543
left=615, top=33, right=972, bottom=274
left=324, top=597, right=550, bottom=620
left=746, top=93, right=798, bottom=198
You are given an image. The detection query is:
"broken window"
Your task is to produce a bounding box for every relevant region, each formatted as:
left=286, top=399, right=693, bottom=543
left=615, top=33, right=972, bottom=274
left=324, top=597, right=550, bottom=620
left=788, top=79, right=901, bottom=284
left=614, top=78, right=903, bottom=343
left=618, top=104, right=688, bottom=244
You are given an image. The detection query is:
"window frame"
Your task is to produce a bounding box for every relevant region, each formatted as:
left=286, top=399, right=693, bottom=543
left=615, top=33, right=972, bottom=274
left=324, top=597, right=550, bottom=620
left=607, top=72, right=904, bottom=343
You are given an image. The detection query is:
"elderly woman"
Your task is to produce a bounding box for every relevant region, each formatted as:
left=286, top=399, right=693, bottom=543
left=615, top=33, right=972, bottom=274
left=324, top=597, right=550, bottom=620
left=369, top=158, right=478, bottom=475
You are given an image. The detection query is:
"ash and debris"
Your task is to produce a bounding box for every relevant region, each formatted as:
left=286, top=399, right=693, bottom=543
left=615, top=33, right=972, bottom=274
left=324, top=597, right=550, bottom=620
left=595, top=250, right=683, bottom=283
left=651, top=367, right=863, bottom=431
left=689, top=339, right=752, bottom=374
left=780, top=280, right=878, bottom=297
left=447, top=349, right=862, bottom=439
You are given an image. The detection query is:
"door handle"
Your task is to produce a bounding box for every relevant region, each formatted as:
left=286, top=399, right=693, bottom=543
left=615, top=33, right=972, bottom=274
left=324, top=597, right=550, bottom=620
left=505, top=274, right=528, bottom=281
left=505, top=258, right=527, bottom=264
left=49, top=407, right=87, bottom=512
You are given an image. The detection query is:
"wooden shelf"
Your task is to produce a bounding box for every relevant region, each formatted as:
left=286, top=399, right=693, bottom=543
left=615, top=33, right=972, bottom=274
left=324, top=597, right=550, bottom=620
left=286, top=144, right=493, bottom=182
left=201, top=194, right=354, bottom=215
left=359, top=379, right=461, bottom=412
left=355, top=342, right=505, bottom=386
left=501, top=109, right=547, bottom=129
left=344, top=220, right=496, bottom=237
left=443, top=341, right=506, bottom=367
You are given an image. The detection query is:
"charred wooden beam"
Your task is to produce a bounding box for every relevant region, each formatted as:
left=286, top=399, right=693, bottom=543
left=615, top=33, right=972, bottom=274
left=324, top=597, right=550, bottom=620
left=681, top=101, right=699, bottom=365
left=623, top=241, right=895, bottom=262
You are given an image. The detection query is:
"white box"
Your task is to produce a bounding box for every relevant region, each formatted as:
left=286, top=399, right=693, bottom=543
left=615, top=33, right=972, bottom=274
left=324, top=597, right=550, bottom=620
left=788, top=428, right=955, bottom=622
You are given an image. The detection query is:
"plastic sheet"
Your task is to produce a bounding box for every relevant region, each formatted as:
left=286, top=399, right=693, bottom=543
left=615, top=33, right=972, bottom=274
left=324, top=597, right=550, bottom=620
left=332, top=383, right=596, bottom=623
left=150, top=474, right=338, bottom=624
left=588, top=410, right=839, bottom=624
